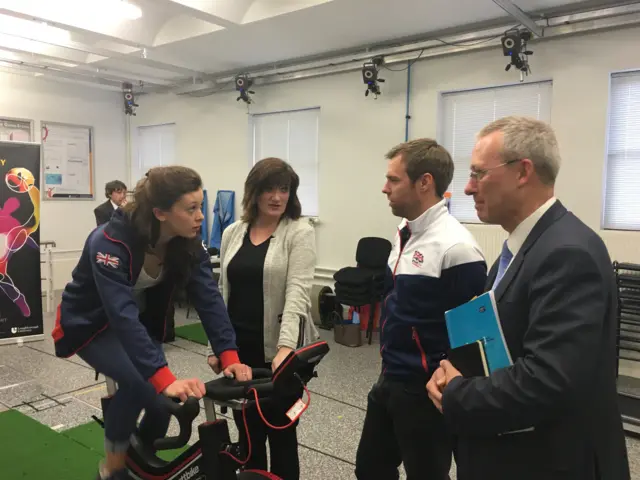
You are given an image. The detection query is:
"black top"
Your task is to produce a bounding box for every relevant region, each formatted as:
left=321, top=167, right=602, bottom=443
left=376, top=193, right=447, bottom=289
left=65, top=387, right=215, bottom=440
left=227, top=230, right=271, bottom=344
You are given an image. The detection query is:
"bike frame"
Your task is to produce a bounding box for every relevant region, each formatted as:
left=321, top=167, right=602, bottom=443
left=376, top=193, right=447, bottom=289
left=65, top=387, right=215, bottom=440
left=103, top=379, right=242, bottom=480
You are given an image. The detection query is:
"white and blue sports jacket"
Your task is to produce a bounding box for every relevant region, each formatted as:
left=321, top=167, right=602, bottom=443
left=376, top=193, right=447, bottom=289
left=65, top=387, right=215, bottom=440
left=380, top=199, right=487, bottom=380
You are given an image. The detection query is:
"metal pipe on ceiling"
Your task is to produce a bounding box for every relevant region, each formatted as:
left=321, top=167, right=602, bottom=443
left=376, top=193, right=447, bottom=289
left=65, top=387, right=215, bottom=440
left=492, top=0, right=545, bottom=37
left=170, top=2, right=640, bottom=97
left=0, top=62, right=123, bottom=91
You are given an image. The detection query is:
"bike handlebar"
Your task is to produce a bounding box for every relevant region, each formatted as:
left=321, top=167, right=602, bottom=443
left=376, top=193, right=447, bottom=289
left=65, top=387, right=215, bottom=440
left=204, top=368, right=274, bottom=403
left=153, top=396, right=200, bottom=451
left=152, top=341, right=330, bottom=451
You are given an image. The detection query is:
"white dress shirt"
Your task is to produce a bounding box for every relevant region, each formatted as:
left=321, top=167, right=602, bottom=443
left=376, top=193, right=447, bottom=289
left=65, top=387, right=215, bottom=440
left=505, top=196, right=557, bottom=270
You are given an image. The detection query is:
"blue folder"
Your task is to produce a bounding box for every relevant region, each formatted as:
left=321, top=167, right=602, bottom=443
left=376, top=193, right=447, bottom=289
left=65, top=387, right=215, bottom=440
left=445, top=291, right=513, bottom=374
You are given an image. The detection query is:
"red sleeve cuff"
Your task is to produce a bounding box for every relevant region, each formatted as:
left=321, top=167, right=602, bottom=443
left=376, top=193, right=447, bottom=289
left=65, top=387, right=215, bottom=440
left=149, top=366, right=176, bottom=394
left=219, top=350, right=240, bottom=369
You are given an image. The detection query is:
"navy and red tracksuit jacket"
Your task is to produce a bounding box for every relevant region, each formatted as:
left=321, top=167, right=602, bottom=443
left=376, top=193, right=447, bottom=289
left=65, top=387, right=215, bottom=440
left=380, top=200, right=487, bottom=381
left=52, top=209, right=240, bottom=394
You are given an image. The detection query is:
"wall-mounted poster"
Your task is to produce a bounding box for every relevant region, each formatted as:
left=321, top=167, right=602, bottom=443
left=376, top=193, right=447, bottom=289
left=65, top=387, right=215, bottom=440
left=0, top=118, right=32, bottom=142
left=41, top=121, right=94, bottom=200
left=0, top=140, right=43, bottom=344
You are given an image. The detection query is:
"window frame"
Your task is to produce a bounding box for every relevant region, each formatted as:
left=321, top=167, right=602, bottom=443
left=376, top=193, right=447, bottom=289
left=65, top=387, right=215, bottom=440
left=601, top=69, right=640, bottom=232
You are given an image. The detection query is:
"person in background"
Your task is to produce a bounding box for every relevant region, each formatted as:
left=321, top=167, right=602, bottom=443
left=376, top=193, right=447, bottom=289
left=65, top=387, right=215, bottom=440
left=427, top=116, right=630, bottom=480
left=95, top=180, right=128, bottom=226
left=207, top=157, right=318, bottom=480
left=52, top=166, right=251, bottom=480
left=355, top=139, right=487, bottom=480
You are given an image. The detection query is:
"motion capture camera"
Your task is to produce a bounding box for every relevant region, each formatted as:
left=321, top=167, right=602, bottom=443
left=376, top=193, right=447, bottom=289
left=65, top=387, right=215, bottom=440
left=235, top=74, right=255, bottom=104
left=363, top=56, right=385, bottom=99
left=501, top=30, right=522, bottom=56
left=501, top=29, right=534, bottom=80
left=123, top=82, right=138, bottom=116
left=362, top=62, right=379, bottom=84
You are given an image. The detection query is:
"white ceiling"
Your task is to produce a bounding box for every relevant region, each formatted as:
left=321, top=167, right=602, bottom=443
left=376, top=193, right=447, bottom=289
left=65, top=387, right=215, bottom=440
left=0, top=0, right=632, bottom=91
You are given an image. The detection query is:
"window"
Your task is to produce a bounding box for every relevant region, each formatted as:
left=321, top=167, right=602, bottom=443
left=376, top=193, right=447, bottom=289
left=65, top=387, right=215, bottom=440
left=603, top=71, right=640, bottom=231
left=133, top=123, right=176, bottom=184
left=251, top=108, right=320, bottom=217
left=439, top=81, right=553, bottom=223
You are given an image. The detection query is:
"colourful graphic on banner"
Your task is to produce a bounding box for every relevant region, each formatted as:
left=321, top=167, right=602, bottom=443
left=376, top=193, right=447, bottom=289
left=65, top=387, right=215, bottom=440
left=0, top=167, right=40, bottom=317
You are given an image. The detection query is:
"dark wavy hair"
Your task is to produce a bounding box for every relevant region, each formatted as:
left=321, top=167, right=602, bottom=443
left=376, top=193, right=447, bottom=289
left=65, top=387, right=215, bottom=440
left=123, top=166, right=203, bottom=286
left=104, top=180, right=127, bottom=199
left=241, top=157, right=302, bottom=224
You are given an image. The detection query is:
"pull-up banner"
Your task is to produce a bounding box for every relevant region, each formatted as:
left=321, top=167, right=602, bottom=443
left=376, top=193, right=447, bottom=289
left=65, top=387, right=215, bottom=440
left=0, top=141, right=43, bottom=344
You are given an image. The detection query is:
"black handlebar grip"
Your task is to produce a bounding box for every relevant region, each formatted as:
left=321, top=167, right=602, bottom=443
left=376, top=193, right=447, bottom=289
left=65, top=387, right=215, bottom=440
left=251, top=368, right=273, bottom=379
left=153, top=396, right=200, bottom=451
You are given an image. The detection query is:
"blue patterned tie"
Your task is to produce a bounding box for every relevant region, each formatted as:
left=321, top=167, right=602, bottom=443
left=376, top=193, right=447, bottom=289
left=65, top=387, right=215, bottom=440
left=492, top=241, right=513, bottom=290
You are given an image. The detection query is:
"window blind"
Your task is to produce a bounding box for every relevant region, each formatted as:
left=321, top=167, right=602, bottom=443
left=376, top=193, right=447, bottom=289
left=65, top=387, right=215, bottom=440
left=439, top=81, right=553, bottom=223
left=251, top=108, right=320, bottom=217
left=134, top=123, right=176, bottom=183
left=603, top=71, right=640, bottom=231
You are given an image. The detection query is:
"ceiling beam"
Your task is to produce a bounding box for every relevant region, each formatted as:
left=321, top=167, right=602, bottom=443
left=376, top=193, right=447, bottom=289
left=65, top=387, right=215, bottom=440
left=492, top=0, right=544, bottom=36
left=0, top=26, right=205, bottom=77
left=0, top=62, right=122, bottom=91
left=0, top=50, right=173, bottom=87
left=152, top=0, right=239, bottom=28
left=0, top=40, right=177, bottom=88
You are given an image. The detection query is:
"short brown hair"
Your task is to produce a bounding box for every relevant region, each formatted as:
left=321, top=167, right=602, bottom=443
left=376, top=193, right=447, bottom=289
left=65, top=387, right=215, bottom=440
left=386, top=139, right=454, bottom=197
left=242, top=158, right=302, bottom=223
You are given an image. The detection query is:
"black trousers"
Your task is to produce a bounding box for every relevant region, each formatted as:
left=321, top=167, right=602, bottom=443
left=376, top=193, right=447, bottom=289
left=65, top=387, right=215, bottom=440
left=355, top=374, right=453, bottom=480
left=233, top=333, right=300, bottom=480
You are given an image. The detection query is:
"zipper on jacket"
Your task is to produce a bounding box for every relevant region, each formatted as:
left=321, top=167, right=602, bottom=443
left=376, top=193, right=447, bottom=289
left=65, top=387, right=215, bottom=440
left=391, top=225, right=411, bottom=280
left=412, top=327, right=428, bottom=373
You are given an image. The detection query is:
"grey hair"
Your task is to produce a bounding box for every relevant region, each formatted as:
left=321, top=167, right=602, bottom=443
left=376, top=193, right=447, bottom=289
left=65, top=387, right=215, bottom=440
left=477, top=116, right=561, bottom=185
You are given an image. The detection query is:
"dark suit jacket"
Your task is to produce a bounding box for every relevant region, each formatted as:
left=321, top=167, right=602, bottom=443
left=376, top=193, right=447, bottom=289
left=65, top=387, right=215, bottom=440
left=94, top=200, right=115, bottom=226
left=442, top=201, right=629, bottom=480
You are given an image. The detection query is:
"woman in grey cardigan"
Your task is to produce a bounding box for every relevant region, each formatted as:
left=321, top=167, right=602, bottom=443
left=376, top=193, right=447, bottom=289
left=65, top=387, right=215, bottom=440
left=208, top=157, right=318, bottom=479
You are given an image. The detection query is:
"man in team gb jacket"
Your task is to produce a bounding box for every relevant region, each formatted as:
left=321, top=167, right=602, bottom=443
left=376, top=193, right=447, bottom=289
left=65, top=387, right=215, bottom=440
left=355, top=139, right=487, bottom=480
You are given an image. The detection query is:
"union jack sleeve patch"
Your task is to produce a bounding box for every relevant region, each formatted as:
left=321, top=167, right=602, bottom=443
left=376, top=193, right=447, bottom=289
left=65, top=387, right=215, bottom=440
left=96, top=252, right=120, bottom=268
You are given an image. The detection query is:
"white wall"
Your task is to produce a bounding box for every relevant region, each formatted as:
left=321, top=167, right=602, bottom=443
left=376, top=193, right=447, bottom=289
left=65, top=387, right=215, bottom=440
left=133, top=25, right=640, bottom=277
left=0, top=73, right=127, bottom=289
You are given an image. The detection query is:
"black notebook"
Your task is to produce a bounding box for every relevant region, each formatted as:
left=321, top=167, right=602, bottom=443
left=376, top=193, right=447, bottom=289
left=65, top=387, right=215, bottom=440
left=446, top=340, right=489, bottom=377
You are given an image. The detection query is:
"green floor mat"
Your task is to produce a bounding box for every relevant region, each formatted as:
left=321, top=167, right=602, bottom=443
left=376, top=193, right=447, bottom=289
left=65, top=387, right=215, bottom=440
left=0, top=409, right=102, bottom=479
left=175, top=322, right=208, bottom=345
left=63, top=420, right=190, bottom=461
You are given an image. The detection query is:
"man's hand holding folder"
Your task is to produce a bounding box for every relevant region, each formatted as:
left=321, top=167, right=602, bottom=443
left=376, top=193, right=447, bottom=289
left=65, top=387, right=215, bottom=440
left=426, top=360, right=461, bottom=413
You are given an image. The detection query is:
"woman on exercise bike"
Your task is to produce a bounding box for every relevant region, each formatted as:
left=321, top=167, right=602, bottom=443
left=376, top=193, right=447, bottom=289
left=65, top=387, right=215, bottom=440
left=52, top=166, right=252, bottom=480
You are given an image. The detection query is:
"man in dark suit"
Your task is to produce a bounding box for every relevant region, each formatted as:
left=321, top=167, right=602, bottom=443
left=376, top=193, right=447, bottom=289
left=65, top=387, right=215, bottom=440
left=94, top=180, right=127, bottom=226
left=426, top=116, right=630, bottom=480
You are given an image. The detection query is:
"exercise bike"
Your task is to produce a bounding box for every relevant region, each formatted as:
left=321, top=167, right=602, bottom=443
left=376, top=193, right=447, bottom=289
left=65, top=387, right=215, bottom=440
left=97, top=341, right=330, bottom=480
